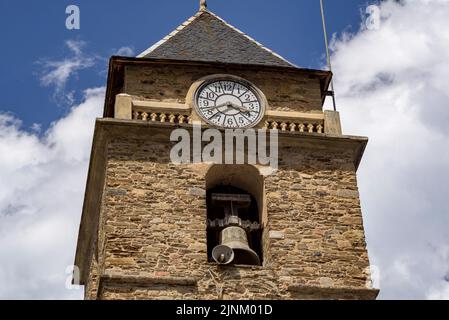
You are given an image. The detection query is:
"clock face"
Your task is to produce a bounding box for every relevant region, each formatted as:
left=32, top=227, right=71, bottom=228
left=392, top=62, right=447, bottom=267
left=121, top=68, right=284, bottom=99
left=195, top=79, right=265, bottom=129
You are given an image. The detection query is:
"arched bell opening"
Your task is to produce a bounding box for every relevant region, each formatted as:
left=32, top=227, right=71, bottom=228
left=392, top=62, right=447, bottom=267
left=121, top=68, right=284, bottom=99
left=205, top=165, right=265, bottom=266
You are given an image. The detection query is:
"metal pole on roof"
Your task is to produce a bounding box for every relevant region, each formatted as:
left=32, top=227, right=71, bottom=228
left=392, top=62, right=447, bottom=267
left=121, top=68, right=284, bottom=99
left=320, top=0, right=337, bottom=112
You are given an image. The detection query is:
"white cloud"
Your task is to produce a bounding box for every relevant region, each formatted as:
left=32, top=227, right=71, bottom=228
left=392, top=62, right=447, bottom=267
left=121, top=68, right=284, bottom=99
left=115, top=46, right=135, bottom=56
left=427, top=283, right=449, bottom=300
left=30, top=123, right=42, bottom=133
left=328, top=0, right=449, bottom=299
left=38, top=40, right=96, bottom=105
left=0, top=87, right=104, bottom=299
left=66, top=40, right=85, bottom=56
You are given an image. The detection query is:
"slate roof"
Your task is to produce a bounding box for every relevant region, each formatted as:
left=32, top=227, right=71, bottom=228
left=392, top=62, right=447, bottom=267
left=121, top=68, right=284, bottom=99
left=137, top=10, right=296, bottom=68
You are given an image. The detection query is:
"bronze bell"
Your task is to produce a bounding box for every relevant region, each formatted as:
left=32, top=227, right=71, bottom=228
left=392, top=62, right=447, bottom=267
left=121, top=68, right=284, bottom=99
left=212, top=226, right=260, bottom=266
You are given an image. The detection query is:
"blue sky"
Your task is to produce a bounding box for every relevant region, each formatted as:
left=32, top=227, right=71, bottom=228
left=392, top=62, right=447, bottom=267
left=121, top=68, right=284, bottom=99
left=0, top=0, right=371, bottom=130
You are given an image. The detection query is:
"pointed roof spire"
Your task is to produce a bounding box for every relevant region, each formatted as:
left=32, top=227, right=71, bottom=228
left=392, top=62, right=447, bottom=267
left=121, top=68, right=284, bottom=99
left=137, top=8, right=296, bottom=68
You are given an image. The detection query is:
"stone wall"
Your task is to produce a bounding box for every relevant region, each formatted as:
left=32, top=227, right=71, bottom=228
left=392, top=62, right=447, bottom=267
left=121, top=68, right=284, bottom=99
left=124, top=64, right=323, bottom=113
left=84, top=131, right=374, bottom=300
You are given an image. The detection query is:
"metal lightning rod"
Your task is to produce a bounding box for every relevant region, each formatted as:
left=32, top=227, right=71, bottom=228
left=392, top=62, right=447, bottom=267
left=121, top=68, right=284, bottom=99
left=320, top=0, right=337, bottom=111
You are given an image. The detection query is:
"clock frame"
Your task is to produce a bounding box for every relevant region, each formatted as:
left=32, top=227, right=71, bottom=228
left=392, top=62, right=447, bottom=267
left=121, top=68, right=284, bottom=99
left=193, top=76, right=266, bottom=129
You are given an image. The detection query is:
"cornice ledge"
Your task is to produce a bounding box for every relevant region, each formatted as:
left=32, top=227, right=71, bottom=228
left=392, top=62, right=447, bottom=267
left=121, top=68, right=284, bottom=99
left=101, top=270, right=199, bottom=287
left=288, top=284, right=380, bottom=300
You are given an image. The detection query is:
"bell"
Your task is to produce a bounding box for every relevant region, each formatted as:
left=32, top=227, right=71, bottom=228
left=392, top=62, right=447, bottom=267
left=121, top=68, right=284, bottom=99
left=212, top=226, right=261, bottom=266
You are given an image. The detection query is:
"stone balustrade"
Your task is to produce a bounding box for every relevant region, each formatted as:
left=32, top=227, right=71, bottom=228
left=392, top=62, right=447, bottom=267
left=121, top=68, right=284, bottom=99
left=263, top=110, right=325, bottom=134
left=263, top=120, right=324, bottom=134
left=133, top=110, right=193, bottom=124
left=130, top=99, right=192, bottom=124
left=116, top=95, right=341, bottom=135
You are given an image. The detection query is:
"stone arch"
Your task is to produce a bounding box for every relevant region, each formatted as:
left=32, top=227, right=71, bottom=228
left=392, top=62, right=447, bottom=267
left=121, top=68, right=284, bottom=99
left=205, top=164, right=265, bottom=222
left=205, top=164, right=266, bottom=265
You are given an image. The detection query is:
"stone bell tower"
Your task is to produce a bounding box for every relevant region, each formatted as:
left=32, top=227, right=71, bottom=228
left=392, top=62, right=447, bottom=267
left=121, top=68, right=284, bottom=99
left=74, top=2, right=379, bottom=300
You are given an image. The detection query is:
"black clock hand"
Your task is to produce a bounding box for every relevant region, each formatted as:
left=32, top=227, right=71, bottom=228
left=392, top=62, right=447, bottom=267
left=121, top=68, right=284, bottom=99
left=201, top=102, right=228, bottom=111
left=202, top=101, right=237, bottom=111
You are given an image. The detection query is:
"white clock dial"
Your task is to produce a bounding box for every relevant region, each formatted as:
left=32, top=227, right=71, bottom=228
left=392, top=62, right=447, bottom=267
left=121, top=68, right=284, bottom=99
left=195, top=79, right=265, bottom=129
